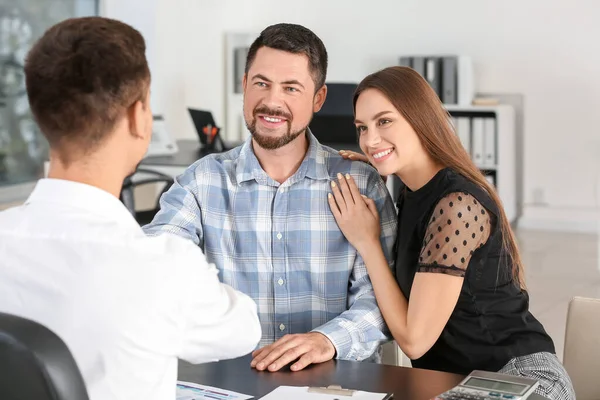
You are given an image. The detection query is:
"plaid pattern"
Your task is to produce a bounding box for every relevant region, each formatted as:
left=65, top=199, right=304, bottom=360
left=498, top=352, right=575, bottom=400
left=143, top=131, right=398, bottom=361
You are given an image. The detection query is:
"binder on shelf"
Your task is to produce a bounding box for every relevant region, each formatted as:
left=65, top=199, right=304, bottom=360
left=399, top=56, right=412, bottom=67
left=450, top=116, right=458, bottom=131
left=483, top=117, right=496, bottom=168
left=456, top=117, right=471, bottom=154
left=397, top=54, right=474, bottom=105
left=412, top=56, right=426, bottom=77
left=442, top=56, right=457, bottom=104
left=425, top=57, right=442, bottom=96
left=471, top=117, right=485, bottom=167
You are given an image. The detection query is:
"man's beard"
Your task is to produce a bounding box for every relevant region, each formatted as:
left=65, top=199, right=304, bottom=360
left=246, top=105, right=310, bottom=150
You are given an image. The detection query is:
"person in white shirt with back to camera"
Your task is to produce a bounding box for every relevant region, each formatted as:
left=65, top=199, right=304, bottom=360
left=0, top=16, right=261, bottom=400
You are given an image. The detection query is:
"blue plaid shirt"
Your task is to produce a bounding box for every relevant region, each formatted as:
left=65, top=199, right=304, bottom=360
left=143, top=131, right=398, bottom=361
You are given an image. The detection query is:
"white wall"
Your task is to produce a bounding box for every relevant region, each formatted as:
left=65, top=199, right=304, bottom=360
left=101, top=0, right=161, bottom=113
left=108, top=0, right=600, bottom=231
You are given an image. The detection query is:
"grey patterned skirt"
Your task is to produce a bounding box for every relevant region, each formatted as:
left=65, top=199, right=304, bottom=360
left=498, top=352, right=575, bottom=400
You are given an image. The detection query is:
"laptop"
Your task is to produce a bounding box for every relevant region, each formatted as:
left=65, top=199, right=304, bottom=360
left=188, top=108, right=218, bottom=147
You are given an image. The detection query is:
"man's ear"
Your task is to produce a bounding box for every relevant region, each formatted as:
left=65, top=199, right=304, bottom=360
left=128, top=99, right=147, bottom=140
left=313, top=84, right=327, bottom=113
left=242, top=73, right=248, bottom=94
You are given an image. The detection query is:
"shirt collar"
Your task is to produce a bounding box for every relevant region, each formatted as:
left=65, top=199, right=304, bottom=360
left=235, top=129, right=330, bottom=186
left=25, top=179, right=140, bottom=230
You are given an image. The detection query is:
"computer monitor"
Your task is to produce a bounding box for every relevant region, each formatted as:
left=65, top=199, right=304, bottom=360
left=309, top=83, right=360, bottom=152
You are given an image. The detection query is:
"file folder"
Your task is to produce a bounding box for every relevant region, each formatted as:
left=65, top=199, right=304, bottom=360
left=442, top=56, right=458, bottom=104
left=399, top=56, right=412, bottom=68
left=412, top=57, right=425, bottom=77
left=456, top=117, right=471, bottom=154
left=471, top=117, right=485, bottom=167
left=425, top=57, right=442, bottom=97
left=483, top=117, right=496, bottom=168
left=450, top=116, right=458, bottom=132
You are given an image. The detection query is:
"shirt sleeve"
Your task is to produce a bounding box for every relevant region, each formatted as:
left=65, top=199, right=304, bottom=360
left=175, top=239, right=261, bottom=363
left=142, top=162, right=204, bottom=247
left=417, top=192, right=491, bottom=277
left=313, top=169, right=398, bottom=361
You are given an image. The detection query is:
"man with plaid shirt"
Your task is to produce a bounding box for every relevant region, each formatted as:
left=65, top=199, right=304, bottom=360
left=144, top=23, right=397, bottom=372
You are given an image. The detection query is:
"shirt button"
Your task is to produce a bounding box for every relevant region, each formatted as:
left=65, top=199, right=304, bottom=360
left=278, top=278, right=284, bottom=286
left=277, top=232, right=282, bottom=240
left=279, top=324, right=285, bottom=331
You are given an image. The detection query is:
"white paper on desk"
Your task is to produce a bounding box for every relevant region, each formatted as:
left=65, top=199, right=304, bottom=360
left=176, top=381, right=253, bottom=400
left=260, top=386, right=389, bottom=400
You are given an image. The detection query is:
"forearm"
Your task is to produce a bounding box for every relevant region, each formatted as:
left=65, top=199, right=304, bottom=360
left=142, top=174, right=203, bottom=245
left=359, top=243, right=422, bottom=358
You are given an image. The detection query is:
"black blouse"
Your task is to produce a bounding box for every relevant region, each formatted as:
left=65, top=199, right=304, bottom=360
left=394, top=167, right=555, bottom=375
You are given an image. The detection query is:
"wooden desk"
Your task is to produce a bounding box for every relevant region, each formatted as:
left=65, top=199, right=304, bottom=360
left=178, top=355, right=549, bottom=400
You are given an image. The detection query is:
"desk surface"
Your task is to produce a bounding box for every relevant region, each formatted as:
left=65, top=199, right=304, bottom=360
left=178, top=355, right=549, bottom=400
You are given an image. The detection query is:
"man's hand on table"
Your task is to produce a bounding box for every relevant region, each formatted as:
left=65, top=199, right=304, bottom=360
left=250, top=332, right=336, bottom=372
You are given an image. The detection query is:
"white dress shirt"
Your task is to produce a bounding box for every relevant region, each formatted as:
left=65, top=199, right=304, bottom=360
left=0, top=179, right=261, bottom=400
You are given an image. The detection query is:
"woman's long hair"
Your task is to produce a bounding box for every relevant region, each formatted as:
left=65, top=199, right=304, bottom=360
left=354, top=66, right=525, bottom=288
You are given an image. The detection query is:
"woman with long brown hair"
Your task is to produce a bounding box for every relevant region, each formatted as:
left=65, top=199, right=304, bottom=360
left=327, top=66, right=574, bottom=400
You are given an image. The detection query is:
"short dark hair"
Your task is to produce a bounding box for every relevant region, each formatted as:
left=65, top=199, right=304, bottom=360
left=245, top=23, right=328, bottom=91
left=24, top=16, right=150, bottom=162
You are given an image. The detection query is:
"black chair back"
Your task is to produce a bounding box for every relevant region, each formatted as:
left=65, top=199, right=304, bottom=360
left=0, top=312, right=89, bottom=400
left=120, top=168, right=174, bottom=225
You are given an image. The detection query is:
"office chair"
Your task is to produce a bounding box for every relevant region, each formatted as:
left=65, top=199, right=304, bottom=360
left=0, top=312, right=89, bottom=400
left=563, top=296, right=600, bottom=400
left=120, top=167, right=174, bottom=226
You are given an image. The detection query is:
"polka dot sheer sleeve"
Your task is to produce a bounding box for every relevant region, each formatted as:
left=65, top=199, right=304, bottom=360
left=417, top=192, right=491, bottom=277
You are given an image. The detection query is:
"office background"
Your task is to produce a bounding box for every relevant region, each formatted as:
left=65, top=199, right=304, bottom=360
left=1, top=0, right=599, bottom=365
left=3, top=0, right=600, bottom=232
left=119, top=0, right=600, bottom=233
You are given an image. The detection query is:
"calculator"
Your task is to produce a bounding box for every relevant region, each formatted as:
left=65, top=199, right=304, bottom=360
left=433, top=370, right=539, bottom=400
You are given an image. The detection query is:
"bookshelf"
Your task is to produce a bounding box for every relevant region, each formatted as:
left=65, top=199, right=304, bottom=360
left=386, top=104, right=516, bottom=224
left=224, top=32, right=257, bottom=143
left=446, top=104, right=517, bottom=223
